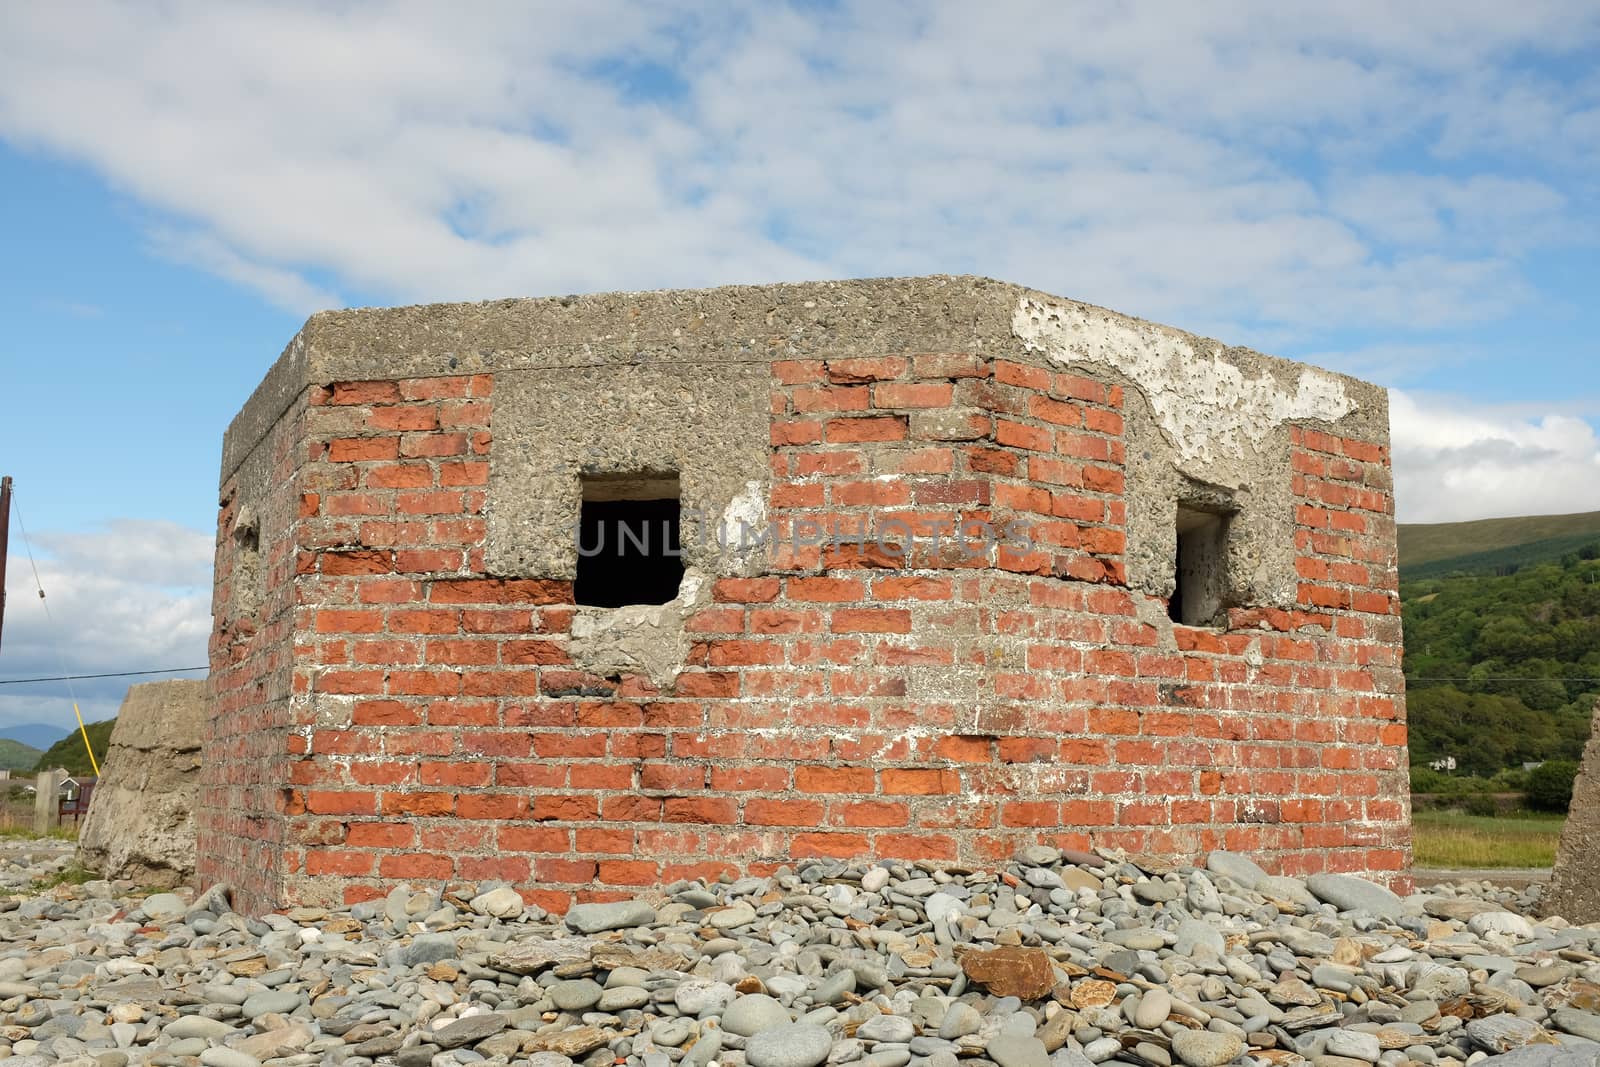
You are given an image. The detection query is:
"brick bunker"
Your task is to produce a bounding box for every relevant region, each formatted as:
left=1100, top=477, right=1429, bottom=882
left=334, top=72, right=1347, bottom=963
left=200, top=276, right=1410, bottom=915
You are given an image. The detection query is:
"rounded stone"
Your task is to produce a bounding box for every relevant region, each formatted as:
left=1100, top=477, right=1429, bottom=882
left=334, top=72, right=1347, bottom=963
left=1324, top=1030, right=1380, bottom=1062
left=722, top=994, right=792, bottom=1036
left=550, top=979, right=604, bottom=1012
left=199, top=1050, right=261, bottom=1067
left=746, top=1023, right=834, bottom=1067
left=856, top=1014, right=915, bottom=1043
left=674, top=980, right=737, bottom=1017
left=598, top=986, right=650, bottom=1011
left=1170, top=1030, right=1245, bottom=1067
left=1205, top=852, right=1269, bottom=889
left=1134, top=988, right=1171, bottom=1028
left=141, top=893, right=186, bottom=919
left=241, top=989, right=304, bottom=1020
left=986, top=1034, right=1049, bottom=1067
left=816, top=970, right=857, bottom=1004
left=938, top=1002, right=982, bottom=1040
left=470, top=886, right=525, bottom=920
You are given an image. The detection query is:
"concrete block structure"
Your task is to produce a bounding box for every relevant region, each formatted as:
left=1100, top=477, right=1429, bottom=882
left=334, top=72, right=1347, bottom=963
left=200, top=276, right=1409, bottom=914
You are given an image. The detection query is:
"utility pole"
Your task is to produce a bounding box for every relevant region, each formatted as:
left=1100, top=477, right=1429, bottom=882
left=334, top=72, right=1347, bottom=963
left=0, top=475, right=10, bottom=654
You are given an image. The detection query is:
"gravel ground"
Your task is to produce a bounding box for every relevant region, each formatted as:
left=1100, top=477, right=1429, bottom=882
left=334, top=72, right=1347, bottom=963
left=1, top=837, right=1598, bottom=1067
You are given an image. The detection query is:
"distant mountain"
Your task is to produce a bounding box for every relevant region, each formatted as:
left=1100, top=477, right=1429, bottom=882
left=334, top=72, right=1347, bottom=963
left=1400, top=510, right=1600, bottom=575
left=0, top=738, right=43, bottom=772
left=0, top=722, right=69, bottom=751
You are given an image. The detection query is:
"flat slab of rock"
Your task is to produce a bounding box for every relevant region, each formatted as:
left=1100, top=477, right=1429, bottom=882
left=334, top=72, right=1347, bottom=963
left=1171, top=1030, right=1245, bottom=1067
left=959, top=946, right=1056, bottom=1000
left=489, top=936, right=597, bottom=974
left=432, top=1013, right=508, bottom=1049
left=1306, top=873, right=1404, bottom=919
left=526, top=1026, right=610, bottom=1056
left=564, top=900, right=657, bottom=933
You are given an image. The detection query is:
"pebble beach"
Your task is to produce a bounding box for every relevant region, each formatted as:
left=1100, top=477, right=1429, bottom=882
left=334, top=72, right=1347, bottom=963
left=2, top=838, right=1597, bottom=1067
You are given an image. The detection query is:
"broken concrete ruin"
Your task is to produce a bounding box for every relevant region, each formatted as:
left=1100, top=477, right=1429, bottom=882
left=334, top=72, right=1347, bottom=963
left=1544, top=698, right=1600, bottom=922
left=78, top=679, right=205, bottom=886
left=200, top=276, right=1408, bottom=914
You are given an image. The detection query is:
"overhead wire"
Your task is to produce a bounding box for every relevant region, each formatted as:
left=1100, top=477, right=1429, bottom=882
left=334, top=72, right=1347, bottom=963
left=10, top=496, right=102, bottom=775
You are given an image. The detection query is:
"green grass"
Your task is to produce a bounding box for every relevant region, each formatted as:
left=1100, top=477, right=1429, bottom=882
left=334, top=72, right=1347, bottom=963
left=1399, top=510, right=1600, bottom=569
left=1412, top=810, right=1565, bottom=868
left=0, top=825, right=78, bottom=842
left=27, top=863, right=96, bottom=892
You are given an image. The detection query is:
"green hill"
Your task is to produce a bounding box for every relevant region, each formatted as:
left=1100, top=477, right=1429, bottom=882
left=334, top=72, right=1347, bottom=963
left=1405, top=532, right=1600, bottom=581
left=1400, top=510, right=1600, bottom=571
left=0, top=738, right=43, bottom=772
left=1403, top=550, right=1600, bottom=776
left=32, top=719, right=115, bottom=777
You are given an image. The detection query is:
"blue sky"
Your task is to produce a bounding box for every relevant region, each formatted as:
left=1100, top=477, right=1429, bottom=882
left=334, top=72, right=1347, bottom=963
left=1, top=1, right=1598, bottom=733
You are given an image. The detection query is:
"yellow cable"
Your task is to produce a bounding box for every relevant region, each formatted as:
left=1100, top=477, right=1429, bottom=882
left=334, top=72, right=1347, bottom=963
left=72, top=703, right=101, bottom=778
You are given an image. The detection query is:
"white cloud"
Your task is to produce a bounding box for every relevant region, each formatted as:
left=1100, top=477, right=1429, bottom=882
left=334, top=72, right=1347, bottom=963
left=1, top=1, right=1597, bottom=534
left=0, top=520, right=211, bottom=733
left=0, top=0, right=1593, bottom=336
left=1390, top=391, right=1600, bottom=523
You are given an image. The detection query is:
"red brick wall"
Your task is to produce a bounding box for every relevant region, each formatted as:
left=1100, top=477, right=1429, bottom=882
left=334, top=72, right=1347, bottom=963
left=203, top=355, right=1409, bottom=914
left=199, top=394, right=307, bottom=908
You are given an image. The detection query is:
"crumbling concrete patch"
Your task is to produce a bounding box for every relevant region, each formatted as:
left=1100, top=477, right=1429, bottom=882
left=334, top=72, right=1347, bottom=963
left=78, top=679, right=205, bottom=887
left=1011, top=296, right=1356, bottom=464
left=568, top=569, right=713, bottom=686
left=1011, top=294, right=1372, bottom=612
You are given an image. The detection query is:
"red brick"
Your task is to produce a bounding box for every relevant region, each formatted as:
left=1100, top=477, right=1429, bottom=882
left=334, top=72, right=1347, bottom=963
left=365, top=463, right=433, bottom=489
left=830, top=608, right=911, bottom=633
left=383, top=791, right=454, bottom=817
left=368, top=405, right=438, bottom=432
left=795, top=766, right=874, bottom=793
left=935, top=736, right=991, bottom=762
left=791, top=832, right=870, bottom=858
left=346, top=822, right=415, bottom=848
left=881, top=768, right=961, bottom=794
left=431, top=578, right=571, bottom=605
left=305, top=791, right=377, bottom=816
left=827, top=357, right=908, bottom=383
left=745, top=798, right=823, bottom=825
left=306, top=850, right=374, bottom=876
left=378, top=853, right=453, bottom=880
left=499, top=825, right=570, bottom=852
left=826, top=416, right=908, bottom=443
left=328, top=437, right=400, bottom=462
left=793, top=385, right=869, bottom=412
left=598, top=859, right=659, bottom=885
left=874, top=382, right=953, bottom=408
left=996, top=420, right=1053, bottom=452
left=713, top=578, right=780, bottom=603
left=788, top=577, right=865, bottom=602
left=835, top=800, right=908, bottom=827
left=663, top=797, right=739, bottom=823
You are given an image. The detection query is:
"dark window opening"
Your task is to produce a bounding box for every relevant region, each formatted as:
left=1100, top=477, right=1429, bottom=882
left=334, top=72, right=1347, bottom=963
left=1170, top=504, right=1233, bottom=626
left=575, top=474, right=683, bottom=609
